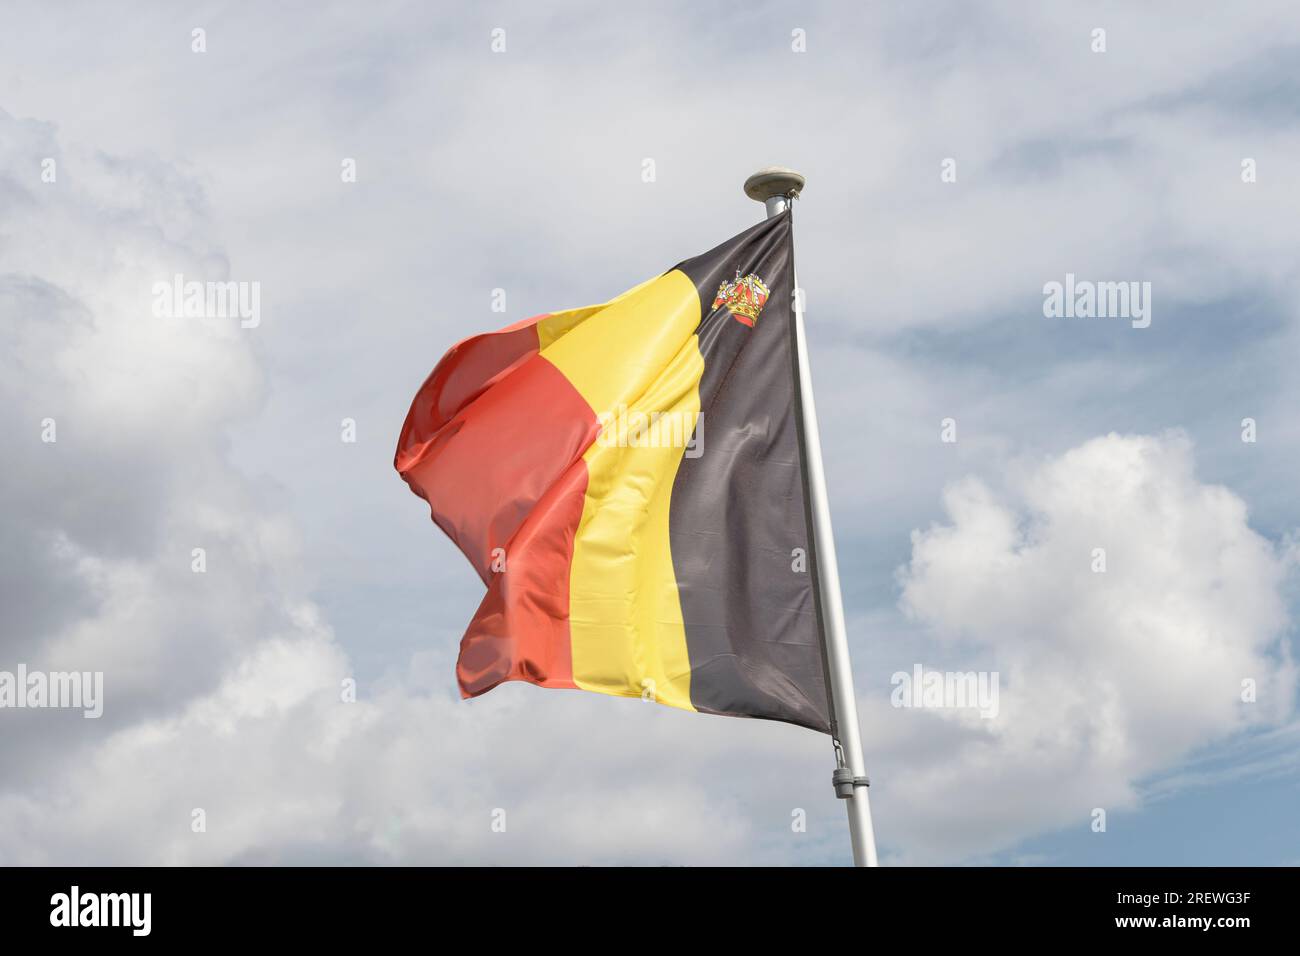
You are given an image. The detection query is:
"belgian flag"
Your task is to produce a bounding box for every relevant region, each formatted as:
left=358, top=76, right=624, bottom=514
left=396, top=211, right=832, bottom=732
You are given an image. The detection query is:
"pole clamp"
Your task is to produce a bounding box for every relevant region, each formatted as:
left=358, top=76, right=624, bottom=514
left=831, top=768, right=870, bottom=799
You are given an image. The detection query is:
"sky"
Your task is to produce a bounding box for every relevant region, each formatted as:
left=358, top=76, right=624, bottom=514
left=1, top=0, right=1298, bottom=865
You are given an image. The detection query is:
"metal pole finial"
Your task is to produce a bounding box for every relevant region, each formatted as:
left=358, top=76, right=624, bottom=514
left=744, top=166, right=806, bottom=218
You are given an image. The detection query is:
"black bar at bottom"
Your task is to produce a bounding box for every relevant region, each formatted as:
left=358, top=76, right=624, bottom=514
left=0, top=866, right=1283, bottom=942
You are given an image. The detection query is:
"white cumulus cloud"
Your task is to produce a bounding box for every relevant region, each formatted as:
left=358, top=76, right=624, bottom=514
left=886, top=432, right=1296, bottom=861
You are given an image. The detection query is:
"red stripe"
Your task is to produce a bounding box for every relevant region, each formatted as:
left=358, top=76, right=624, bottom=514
left=396, top=344, right=598, bottom=695
left=395, top=314, right=549, bottom=473
left=457, top=458, right=588, bottom=695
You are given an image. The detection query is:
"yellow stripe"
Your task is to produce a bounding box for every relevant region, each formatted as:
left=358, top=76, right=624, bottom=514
left=537, top=305, right=601, bottom=351
left=539, top=270, right=703, bottom=711
left=535, top=274, right=661, bottom=351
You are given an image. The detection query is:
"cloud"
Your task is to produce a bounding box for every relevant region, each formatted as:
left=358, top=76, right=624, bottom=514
left=0, top=636, right=778, bottom=865
left=886, top=432, right=1296, bottom=861
left=0, top=108, right=313, bottom=773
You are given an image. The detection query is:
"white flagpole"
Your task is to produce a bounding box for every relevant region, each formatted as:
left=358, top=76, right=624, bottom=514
left=745, top=167, right=879, bottom=867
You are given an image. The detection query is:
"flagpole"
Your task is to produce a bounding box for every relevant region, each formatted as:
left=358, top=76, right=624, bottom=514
left=745, top=167, right=879, bottom=867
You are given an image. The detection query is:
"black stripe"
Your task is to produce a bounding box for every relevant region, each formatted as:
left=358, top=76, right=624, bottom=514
left=667, top=212, right=831, bottom=733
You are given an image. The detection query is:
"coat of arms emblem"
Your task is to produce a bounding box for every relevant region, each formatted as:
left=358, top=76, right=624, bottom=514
left=711, top=269, right=770, bottom=327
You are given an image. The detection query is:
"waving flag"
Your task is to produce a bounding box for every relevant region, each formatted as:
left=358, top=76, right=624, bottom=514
left=396, top=211, right=832, bottom=731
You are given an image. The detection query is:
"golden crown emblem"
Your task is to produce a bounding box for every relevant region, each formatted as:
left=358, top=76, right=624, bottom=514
left=712, top=269, right=770, bottom=327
